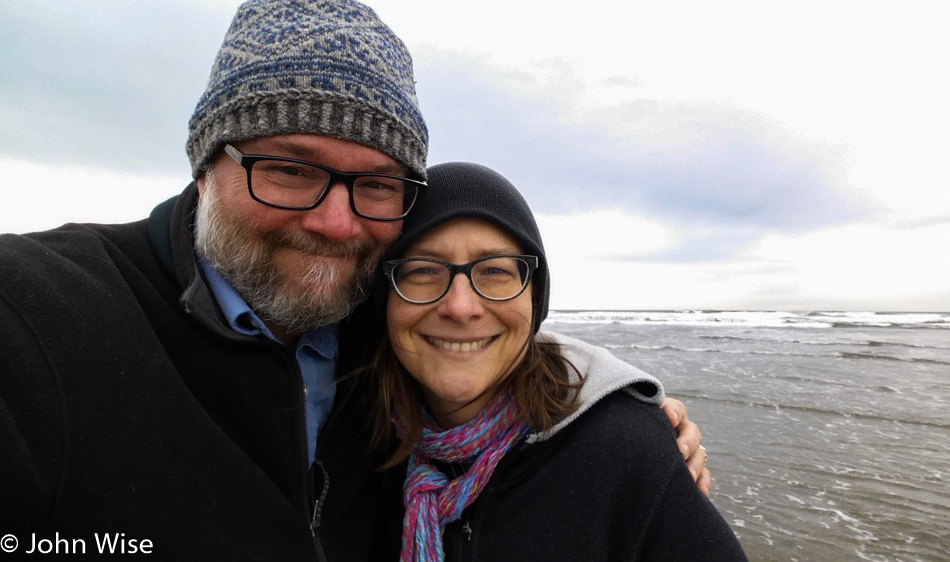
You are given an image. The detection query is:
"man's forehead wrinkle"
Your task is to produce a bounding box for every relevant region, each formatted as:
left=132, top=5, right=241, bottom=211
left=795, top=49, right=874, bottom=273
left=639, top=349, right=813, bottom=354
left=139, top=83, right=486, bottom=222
left=246, top=136, right=409, bottom=176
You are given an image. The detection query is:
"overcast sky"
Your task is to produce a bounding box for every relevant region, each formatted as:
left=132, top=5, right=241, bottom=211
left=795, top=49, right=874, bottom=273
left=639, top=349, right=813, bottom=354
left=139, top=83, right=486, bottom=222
left=2, top=0, right=948, bottom=311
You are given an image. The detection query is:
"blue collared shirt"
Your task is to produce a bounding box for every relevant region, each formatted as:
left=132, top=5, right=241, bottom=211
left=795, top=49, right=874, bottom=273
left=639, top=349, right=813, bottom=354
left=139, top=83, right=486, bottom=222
left=200, top=259, right=338, bottom=465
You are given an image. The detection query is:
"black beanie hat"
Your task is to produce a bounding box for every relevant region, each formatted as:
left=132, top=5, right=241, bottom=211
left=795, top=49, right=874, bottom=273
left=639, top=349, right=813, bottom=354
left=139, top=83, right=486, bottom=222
left=383, top=162, right=550, bottom=333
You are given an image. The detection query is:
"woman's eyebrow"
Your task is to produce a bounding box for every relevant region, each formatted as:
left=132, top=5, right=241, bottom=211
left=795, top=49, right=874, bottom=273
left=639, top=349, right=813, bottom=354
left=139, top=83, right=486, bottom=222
left=406, top=246, right=521, bottom=260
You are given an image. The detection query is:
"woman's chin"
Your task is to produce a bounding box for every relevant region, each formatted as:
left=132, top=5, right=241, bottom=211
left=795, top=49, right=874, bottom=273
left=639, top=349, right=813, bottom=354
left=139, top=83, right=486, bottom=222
left=424, top=389, right=494, bottom=428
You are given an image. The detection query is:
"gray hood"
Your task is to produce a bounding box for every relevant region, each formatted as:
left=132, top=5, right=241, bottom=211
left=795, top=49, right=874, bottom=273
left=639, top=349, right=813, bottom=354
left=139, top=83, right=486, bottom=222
left=526, top=331, right=665, bottom=443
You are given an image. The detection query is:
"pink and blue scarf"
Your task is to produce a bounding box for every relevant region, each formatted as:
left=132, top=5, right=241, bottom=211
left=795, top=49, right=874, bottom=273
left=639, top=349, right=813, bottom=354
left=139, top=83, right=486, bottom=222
left=396, top=391, right=529, bottom=562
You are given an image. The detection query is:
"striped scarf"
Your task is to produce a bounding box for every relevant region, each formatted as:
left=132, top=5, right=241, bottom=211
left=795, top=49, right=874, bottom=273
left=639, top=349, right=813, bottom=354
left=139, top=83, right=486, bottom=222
left=396, top=391, right=529, bottom=562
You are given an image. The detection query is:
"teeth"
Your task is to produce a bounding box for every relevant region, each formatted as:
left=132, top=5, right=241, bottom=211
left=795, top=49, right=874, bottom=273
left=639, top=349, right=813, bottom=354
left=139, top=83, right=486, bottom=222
left=427, top=336, right=493, bottom=353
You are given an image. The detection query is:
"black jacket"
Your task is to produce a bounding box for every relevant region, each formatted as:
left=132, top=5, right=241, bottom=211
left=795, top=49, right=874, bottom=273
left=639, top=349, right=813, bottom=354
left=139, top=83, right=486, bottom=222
left=0, top=184, right=394, bottom=561
left=438, top=392, right=748, bottom=561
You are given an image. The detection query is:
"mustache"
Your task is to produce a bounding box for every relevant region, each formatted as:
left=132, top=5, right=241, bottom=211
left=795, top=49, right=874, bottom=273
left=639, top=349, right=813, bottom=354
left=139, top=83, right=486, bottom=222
left=261, top=230, right=372, bottom=260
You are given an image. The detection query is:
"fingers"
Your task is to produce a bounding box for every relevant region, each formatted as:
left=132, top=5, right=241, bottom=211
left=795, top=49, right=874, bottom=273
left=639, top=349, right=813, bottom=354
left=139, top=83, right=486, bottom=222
left=660, top=397, right=685, bottom=428
left=685, top=442, right=708, bottom=488
left=697, top=467, right=711, bottom=497
left=662, top=397, right=712, bottom=495
left=674, top=415, right=703, bottom=463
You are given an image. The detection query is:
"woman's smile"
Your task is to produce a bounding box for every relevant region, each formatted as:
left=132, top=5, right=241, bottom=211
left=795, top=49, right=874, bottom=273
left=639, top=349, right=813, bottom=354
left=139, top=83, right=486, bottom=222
left=424, top=335, right=496, bottom=353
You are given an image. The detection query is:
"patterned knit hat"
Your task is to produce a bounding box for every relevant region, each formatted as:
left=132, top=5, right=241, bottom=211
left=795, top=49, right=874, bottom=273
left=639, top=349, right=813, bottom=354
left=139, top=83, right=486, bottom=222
left=186, top=0, right=428, bottom=179
left=383, top=162, right=550, bottom=333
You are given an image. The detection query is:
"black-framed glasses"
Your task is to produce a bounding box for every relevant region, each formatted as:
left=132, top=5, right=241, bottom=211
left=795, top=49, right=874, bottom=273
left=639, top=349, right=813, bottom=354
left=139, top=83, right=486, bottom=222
left=224, top=144, right=426, bottom=221
left=383, top=255, right=539, bottom=304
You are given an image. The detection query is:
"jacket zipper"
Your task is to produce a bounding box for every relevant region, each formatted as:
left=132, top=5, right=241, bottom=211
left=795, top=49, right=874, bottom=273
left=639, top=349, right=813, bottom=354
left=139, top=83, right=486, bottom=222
left=445, top=509, right=475, bottom=562
left=446, top=464, right=472, bottom=543
left=462, top=520, right=473, bottom=541
left=277, top=340, right=324, bottom=556
left=447, top=462, right=475, bottom=560
left=310, top=460, right=330, bottom=534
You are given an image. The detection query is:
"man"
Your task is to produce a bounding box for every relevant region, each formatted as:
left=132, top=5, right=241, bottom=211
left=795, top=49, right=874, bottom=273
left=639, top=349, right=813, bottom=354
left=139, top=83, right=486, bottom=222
left=0, top=1, right=708, bottom=560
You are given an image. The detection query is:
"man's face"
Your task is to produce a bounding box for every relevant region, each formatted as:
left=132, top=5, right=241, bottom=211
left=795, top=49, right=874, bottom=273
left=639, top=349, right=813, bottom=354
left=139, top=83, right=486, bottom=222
left=195, top=134, right=404, bottom=339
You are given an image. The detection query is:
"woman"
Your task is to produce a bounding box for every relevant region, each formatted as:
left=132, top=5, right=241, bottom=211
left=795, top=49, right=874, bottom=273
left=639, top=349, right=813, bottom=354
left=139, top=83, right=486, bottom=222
left=370, top=162, right=747, bottom=561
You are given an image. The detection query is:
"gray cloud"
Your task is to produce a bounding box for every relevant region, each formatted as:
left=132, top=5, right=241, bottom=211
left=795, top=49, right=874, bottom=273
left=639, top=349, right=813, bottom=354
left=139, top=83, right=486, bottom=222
left=0, top=1, right=228, bottom=176
left=415, top=56, right=861, bottom=235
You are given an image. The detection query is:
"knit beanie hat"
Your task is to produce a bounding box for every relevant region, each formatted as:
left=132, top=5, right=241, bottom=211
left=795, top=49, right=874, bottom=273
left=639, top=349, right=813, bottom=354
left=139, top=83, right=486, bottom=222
left=186, top=0, right=428, bottom=179
left=383, top=162, right=550, bottom=333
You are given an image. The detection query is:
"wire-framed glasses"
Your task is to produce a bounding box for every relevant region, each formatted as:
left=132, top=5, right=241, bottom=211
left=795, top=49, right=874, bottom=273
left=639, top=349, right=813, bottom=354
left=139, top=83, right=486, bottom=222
left=382, top=255, right=539, bottom=304
left=224, top=144, right=426, bottom=221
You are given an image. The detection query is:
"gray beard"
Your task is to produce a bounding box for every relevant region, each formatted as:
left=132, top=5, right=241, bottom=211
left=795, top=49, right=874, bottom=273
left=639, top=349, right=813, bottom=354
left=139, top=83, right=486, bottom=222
left=194, top=173, right=383, bottom=334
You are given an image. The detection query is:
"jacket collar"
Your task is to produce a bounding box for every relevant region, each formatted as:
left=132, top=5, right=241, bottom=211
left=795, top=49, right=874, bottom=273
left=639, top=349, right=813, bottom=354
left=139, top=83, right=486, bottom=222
left=147, top=182, right=241, bottom=340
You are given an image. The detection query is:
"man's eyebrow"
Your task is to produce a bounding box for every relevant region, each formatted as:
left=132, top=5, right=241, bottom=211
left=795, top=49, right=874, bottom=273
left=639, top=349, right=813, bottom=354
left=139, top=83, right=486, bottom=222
left=265, top=138, right=315, bottom=159
left=254, top=138, right=410, bottom=176
left=369, top=163, right=411, bottom=176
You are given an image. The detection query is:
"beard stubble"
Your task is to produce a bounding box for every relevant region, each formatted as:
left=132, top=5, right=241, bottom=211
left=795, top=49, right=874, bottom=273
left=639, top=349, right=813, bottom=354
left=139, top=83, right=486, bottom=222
left=194, top=172, right=386, bottom=334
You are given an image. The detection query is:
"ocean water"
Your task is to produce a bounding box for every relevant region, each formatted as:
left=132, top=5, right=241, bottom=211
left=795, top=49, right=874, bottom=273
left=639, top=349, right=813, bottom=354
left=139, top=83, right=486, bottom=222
left=541, top=311, right=950, bottom=562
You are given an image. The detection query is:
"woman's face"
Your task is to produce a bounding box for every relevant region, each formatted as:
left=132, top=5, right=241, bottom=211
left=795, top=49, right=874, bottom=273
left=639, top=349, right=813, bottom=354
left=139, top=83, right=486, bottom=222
left=387, top=218, right=534, bottom=428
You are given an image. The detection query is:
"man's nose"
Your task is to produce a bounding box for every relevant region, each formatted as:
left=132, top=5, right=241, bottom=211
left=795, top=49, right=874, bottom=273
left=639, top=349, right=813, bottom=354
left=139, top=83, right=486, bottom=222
left=298, top=183, right=360, bottom=243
